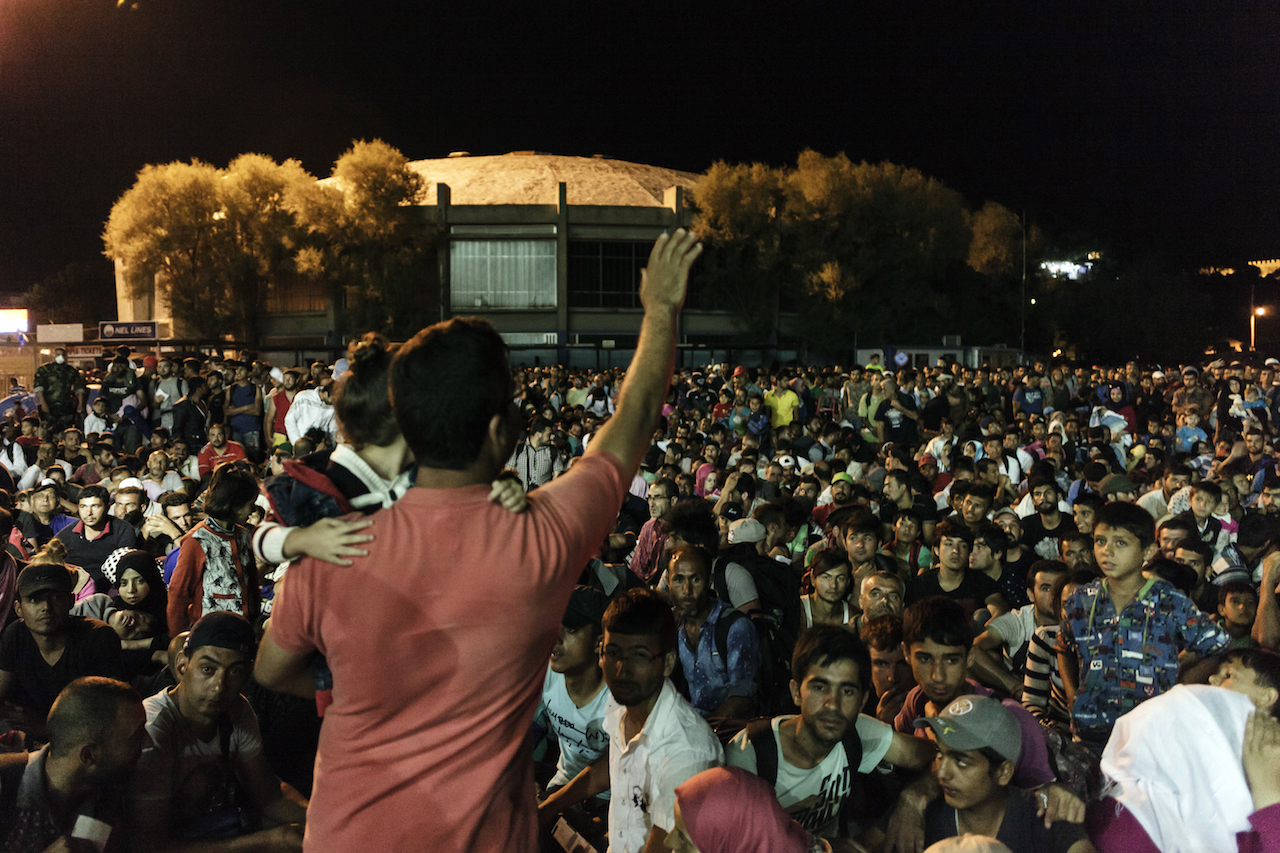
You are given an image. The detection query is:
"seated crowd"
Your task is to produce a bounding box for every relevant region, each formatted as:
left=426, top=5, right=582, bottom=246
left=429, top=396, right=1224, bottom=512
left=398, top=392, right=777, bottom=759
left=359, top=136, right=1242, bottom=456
left=8, top=330, right=1280, bottom=853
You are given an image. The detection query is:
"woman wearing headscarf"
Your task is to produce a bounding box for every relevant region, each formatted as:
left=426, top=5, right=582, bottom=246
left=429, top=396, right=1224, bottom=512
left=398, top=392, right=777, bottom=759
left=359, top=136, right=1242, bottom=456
left=668, top=766, right=830, bottom=853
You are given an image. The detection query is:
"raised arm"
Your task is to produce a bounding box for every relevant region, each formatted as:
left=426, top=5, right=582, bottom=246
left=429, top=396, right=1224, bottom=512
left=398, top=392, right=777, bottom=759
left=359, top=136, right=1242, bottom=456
left=587, top=230, right=701, bottom=475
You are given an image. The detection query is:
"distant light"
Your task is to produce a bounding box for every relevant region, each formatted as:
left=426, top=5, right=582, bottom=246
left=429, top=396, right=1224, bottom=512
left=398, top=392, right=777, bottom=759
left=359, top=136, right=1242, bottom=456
left=1052, top=349, right=1063, bottom=357
left=0, top=310, right=29, bottom=333
left=1257, top=307, right=1267, bottom=317
left=1040, top=260, right=1093, bottom=280
left=1030, top=298, right=1037, bottom=305
left=39, top=349, right=50, bottom=356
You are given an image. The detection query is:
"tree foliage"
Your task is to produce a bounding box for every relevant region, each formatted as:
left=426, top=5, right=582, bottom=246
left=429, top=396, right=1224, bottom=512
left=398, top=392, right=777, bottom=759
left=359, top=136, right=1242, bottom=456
left=103, top=140, right=432, bottom=342
left=291, top=140, right=435, bottom=338
left=692, top=151, right=990, bottom=357
left=103, top=156, right=311, bottom=339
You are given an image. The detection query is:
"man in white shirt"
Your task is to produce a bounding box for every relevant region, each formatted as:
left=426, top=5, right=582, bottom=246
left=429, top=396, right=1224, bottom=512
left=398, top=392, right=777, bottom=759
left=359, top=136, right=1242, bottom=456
left=968, top=559, right=1068, bottom=699
left=539, top=588, right=722, bottom=852
left=726, top=625, right=934, bottom=847
left=284, top=378, right=336, bottom=445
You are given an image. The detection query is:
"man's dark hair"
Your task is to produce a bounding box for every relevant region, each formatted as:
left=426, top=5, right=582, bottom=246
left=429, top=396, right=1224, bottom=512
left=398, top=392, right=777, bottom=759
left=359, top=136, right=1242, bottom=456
left=1059, top=531, right=1092, bottom=555
left=791, top=625, right=871, bottom=690
left=92, top=441, right=114, bottom=458
left=1174, top=537, right=1214, bottom=566
left=1026, top=558, right=1068, bottom=591
left=1226, top=649, right=1280, bottom=717
left=1147, top=557, right=1196, bottom=596
left=933, top=518, right=974, bottom=547
left=859, top=613, right=903, bottom=652
left=649, top=477, right=677, bottom=498
left=839, top=506, right=881, bottom=540
left=1218, top=580, right=1259, bottom=608
left=658, top=499, right=719, bottom=553
left=602, top=588, right=677, bottom=654
left=884, top=469, right=911, bottom=490
left=391, top=318, right=515, bottom=470
left=1190, top=480, right=1223, bottom=502
left=1028, top=475, right=1061, bottom=498
left=333, top=333, right=399, bottom=450
left=203, top=464, right=259, bottom=523
left=160, top=491, right=191, bottom=510
left=1073, top=492, right=1105, bottom=514
left=528, top=416, right=554, bottom=437
left=737, top=472, right=757, bottom=502
left=1158, top=516, right=1197, bottom=538
left=892, top=507, right=923, bottom=528
left=78, top=485, right=109, bottom=505
left=1051, top=568, right=1099, bottom=619
left=966, top=483, right=996, bottom=506
left=902, top=596, right=971, bottom=648
left=46, top=677, right=141, bottom=759
left=973, top=523, right=1009, bottom=562
left=951, top=457, right=976, bottom=476
left=1238, top=512, right=1277, bottom=551
left=1095, top=501, right=1157, bottom=550
left=753, top=501, right=786, bottom=532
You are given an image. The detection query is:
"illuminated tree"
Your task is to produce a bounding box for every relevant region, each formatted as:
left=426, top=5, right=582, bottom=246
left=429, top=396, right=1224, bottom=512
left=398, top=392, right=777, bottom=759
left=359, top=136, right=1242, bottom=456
left=291, top=139, right=435, bottom=338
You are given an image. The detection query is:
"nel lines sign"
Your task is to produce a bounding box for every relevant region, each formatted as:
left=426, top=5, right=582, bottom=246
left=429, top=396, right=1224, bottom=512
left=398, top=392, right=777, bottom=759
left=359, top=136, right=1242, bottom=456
left=99, top=321, right=157, bottom=341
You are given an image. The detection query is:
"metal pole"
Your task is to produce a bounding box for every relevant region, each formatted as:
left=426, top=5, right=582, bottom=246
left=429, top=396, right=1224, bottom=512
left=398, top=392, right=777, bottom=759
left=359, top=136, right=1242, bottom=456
left=1020, top=213, right=1027, bottom=363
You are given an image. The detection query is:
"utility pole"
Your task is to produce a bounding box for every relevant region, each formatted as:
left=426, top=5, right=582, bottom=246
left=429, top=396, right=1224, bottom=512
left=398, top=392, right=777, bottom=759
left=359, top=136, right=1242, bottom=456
left=1020, top=212, right=1027, bottom=363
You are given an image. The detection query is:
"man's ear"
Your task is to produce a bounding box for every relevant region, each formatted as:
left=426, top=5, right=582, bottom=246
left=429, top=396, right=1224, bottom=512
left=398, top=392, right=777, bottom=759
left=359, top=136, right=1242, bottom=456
left=789, top=678, right=802, bottom=708
left=172, top=651, right=190, bottom=680
left=1260, top=687, right=1279, bottom=716
left=663, top=650, right=677, bottom=679
left=79, top=741, right=98, bottom=770
left=995, top=759, right=1016, bottom=787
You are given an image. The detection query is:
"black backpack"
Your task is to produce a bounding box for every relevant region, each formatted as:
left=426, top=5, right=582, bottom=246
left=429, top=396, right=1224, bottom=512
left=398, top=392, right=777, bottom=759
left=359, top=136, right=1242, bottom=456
left=712, top=552, right=802, bottom=714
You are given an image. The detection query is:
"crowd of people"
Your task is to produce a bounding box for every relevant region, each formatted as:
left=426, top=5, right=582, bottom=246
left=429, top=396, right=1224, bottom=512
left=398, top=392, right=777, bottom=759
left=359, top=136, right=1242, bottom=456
left=2, top=230, right=1280, bottom=852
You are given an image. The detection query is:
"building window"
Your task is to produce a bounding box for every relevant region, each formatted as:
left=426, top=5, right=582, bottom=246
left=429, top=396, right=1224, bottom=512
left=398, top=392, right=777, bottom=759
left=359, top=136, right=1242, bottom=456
left=265, top=272, right=327, bottom=313
left=451, top=240, right=556, bottom=310
left=568, top=241, right=646, bottom=309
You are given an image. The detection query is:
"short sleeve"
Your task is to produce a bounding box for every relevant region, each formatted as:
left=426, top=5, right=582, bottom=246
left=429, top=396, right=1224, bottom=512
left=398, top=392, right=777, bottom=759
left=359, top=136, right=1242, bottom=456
left=855, top=715, right=893, bottom=771
left=988, top=611, right=1020, bottom=644
left=268, top=568, right=322, bottom=656
left=649, top=751, right=722, bottom=833
left=230, top=695, right=264, bottom=762
left=1176, top=592, right=1232, bottom=657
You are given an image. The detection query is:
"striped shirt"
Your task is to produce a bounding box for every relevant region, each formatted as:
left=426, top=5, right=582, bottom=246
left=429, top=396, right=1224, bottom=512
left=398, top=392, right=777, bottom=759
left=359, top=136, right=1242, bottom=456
left=1022, top=624, right=1069, bottom=730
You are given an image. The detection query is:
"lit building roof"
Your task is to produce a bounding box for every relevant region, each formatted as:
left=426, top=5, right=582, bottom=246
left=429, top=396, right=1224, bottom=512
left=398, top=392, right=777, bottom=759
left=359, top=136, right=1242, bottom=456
left=405, top=151, right=701, bottom=207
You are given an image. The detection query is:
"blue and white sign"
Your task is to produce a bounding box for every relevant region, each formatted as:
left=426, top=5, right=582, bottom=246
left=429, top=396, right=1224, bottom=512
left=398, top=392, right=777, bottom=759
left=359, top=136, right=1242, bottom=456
left=99, top=321, right=157, bottom=341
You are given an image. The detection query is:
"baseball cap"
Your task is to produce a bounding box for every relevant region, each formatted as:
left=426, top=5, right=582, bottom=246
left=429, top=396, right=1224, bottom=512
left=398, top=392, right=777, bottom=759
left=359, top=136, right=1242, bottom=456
left=832, top=472, right=854, bottom=486
left=777, top=455, right=797, bottom=469
left=1267, top=358, right=1280, bottom=367
left=719, top=502, right=745, bottom=522
left=992, top=507, right=1019, bottom=521
left=561, top=586, right=609, bottom=630
left=914, top=695, right=1021, bottom=764
left=733, top=366, right=748, bottom=377
left=728, top=518, right=766, bottom=545
left=919, top=454, right=938, bottom=468
left=183, top=611, right=257, bottom=656
left=17, top=564, right=74, bottom=597
left=1152, top=370, right=1166, bottom=380
left=32, top=478, right=59, bottom=496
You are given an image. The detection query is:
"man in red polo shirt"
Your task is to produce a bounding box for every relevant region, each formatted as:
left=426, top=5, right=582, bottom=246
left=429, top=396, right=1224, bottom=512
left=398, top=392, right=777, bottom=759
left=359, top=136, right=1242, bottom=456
left=196, top=423, right=246, bottom=481
left=255, top=229, right=703, bottom=853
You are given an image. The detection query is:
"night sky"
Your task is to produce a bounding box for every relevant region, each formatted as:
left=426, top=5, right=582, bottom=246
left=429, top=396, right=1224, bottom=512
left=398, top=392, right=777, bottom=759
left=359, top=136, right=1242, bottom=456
left=2, top=1, right=1278, bottom=295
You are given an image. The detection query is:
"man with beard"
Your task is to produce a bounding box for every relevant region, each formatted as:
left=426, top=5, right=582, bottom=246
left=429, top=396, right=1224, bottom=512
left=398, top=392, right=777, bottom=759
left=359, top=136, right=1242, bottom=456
left=196, top=423, right=247, bottom=481
left=149, top=357, right=187, bottom=433
left=264, top=368, right=302, bottom=448
left=55, top=485, right=139, bottom=590
left=969, top=560, right=1069, bottom=698
left=0, top=677, right=148, bottom=852
left=1021, top=477, right=1078, bottom=561
left=725, top=626, right=934, bottom=849
left=0, top=564, right=124, bottom=732
left=668, top=545, right=758, bottom=719
left=539, top=589, right=722, bottom=853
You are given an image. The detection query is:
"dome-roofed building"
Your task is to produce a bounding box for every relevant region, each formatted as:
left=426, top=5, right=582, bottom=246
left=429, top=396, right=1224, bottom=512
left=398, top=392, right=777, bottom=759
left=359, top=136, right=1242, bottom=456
left=117, top=151, right=744, bottom=367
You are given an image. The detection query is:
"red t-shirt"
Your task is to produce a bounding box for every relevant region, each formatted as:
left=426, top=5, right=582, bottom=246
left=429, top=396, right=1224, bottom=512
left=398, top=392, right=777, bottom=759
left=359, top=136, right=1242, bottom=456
left=270, top=390, right=294, bottom=436
left=197, top=440, right=246, bottom=478
left=269, top=451, right=627, bottom=853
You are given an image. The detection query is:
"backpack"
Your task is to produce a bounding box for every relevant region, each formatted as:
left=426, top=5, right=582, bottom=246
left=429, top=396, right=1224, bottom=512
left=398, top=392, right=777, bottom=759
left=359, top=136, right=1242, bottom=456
left=743, top=717, right=876, bottom=837
left=712, top=553, right=802, bottom=714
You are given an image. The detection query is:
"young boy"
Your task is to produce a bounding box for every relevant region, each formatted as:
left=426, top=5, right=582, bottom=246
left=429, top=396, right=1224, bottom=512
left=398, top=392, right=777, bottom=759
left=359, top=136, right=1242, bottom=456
left=1216, top=580, right=1259, bottom=648
left=1174, top=406, right=1208, bottom=454
left=914, top=696, right=1094, bottom=852
left=1057, top=502, right=1231, bottom=753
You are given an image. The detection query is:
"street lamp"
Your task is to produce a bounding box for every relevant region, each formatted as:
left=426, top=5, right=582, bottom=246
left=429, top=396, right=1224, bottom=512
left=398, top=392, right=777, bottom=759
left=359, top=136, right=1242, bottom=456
left=1253, top=306, right=1266, bottom=351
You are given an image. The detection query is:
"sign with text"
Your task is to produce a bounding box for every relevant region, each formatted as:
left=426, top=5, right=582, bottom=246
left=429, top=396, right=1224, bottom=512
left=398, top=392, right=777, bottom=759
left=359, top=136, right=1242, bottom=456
left=37, top=323, right=84, bottom=343
left=98, top=321, right=156, bottom=341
